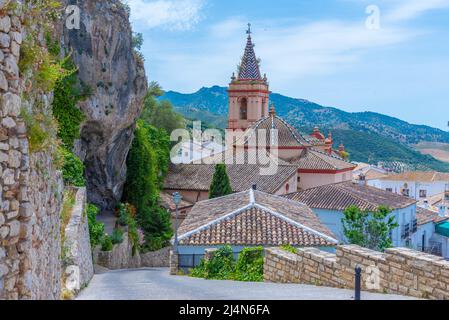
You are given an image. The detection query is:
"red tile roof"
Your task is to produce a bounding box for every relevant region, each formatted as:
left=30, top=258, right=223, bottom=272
left=291, top=149, right=356, bottom=171
left=177, top=189, right=338, bottom=247
left=416, top=207, right=449, bottom=226
left=378, top=171, right=449, bottom=182
left=285, top=181, right=417, bottom=211
left=164, top=163, right=297, bottom=194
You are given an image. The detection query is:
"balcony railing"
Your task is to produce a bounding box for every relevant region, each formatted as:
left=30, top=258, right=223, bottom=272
left=411, top=219, right=418, bottom=233
left=417, top=243, right=443, bottom=257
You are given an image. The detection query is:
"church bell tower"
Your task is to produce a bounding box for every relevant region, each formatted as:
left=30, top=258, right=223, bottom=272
left=228, top=24, right=270, bottom=130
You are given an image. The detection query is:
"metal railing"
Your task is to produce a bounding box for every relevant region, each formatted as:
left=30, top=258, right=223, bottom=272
left=411, top=219, right=418, bottom=233
left=417, top=243, right=443, bottom=257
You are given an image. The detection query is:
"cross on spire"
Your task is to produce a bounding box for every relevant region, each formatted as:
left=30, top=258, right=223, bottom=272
left=238, top=23, right=262, bottom=80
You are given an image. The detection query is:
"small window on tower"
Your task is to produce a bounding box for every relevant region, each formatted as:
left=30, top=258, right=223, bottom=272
left=240, top=98, right=248, bottom=120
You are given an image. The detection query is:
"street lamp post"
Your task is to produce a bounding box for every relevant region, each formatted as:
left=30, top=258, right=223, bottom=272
left=173, top=192, right=182, bottom=253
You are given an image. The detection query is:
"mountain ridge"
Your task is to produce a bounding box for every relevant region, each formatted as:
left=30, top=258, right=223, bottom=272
left=160, top=86, right=449, bottom=172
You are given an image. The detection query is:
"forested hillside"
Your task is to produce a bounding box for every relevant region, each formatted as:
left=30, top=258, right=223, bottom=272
left=160, top=86, right=449, bottom=172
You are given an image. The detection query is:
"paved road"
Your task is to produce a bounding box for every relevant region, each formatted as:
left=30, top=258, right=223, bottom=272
left=77, top=268, right=416, bottom=300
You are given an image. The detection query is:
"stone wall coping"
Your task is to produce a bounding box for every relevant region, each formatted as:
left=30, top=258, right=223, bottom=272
left=64, top=187, right=87, bottom=240
left=386, top=247, right=445, bottom=263
left=266, top=247, right=298, bottom=262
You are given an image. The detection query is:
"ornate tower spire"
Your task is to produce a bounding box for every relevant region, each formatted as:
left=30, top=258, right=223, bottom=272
left=238, top=23, right=262, bottom=80
left=228, top=24, right=270, bottom=130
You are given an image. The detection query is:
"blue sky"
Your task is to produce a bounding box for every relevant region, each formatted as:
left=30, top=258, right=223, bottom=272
left=126, top=0, right=449, bottom=130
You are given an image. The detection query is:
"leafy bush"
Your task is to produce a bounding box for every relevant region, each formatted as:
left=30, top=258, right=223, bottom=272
left=117, top=203, right=129, bottom=227
left=87, top=204, right=104, bottom=249
left=132, top=32, right=143, bottom=51
left=101, top=235, right=113, bottom=252
left=116, top=203, right=140, bottom=255
left=280, top=244, right=298, bottom=254
left=191, top=245, right=235, bottom=280
left=234, top=247, right=264, bottom=282
left=111, top=229, right=124, bottom=245
left=60, top=148, right=86, bottom=187
left=20, top=107, right=58, bottom=153
left=191, top=246, right=264, bottom=282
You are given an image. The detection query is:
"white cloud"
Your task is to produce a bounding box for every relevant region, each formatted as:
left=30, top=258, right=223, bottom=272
left=141, top=0, right=449, bottom=94
left=126, top=0, right=205, bottom=31
left=146, top=17, right=417, bottom=92
left=386, top=0, right=449, bottom=22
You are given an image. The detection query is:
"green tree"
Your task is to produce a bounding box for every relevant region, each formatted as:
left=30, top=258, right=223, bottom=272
left=140, top=82, right=185, bottom=135
left=209, top=164, right=233, bottom=199
left=342, top=205, right=398, bottom=252
left=123, top=120, right=172, bottom=251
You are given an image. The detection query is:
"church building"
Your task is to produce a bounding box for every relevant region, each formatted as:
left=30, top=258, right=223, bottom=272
left=163, top=25, right=355, bottom=204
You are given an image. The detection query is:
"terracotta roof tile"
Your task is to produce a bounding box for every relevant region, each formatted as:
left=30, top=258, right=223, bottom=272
left=164, top=163, right=297, bottom=194
left=236, top=115, right=311, bottom=148
left=285, top=181, right=416, bottom=211
left=291, top=149, right=356, bottom=171
left=159, top=192, right=193, bottom=212
left=178, top=189, right=337, bottom=247
left=378, top=171, right=449, bottom=182
left=416, top=207, right=449, bottom=226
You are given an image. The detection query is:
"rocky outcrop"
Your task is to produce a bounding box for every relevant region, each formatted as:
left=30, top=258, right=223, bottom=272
left=61, top=0, right=148, bottom=211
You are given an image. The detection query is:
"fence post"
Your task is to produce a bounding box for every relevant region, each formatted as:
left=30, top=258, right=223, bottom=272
left=355, top=266, right=362, bottom=300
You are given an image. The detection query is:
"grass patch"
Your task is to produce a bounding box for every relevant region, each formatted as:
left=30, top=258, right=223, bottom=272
left=280, top=244, right=298, bottom=254
left=60, top=189, right=77, bottom=244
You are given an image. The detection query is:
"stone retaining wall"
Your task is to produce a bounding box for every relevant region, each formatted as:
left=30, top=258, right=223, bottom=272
left=94, top=236, right=170, bottom=270
left=141, top=247, right=170, bottom=268
left=264, top=245, right=449, bottom=300
left=62, top=188, right=94, bottom=295
left=0, top=2, right=64, bottom=300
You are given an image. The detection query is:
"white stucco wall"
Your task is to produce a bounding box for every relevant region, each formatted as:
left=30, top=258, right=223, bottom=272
left=312, top=204, right=418, bottom=248
left=299, top=171, right=351, bottom=190
left=368, top=180, right=449, bottom=200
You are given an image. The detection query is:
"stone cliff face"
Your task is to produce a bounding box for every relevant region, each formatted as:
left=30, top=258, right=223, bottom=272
left=62, top=0, right=148, bottom=211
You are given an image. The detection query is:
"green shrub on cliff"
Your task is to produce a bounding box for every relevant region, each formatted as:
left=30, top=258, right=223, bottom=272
left=52, top=58, right=90, bottom=149
left=59, top=147, right=85, bottom=187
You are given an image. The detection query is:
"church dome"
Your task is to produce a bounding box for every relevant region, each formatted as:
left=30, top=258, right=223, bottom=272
left=237, top=106, right=311, bottom=148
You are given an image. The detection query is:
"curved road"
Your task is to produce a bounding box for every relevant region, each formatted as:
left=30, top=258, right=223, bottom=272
left=77, top=268, right=415, bottom=300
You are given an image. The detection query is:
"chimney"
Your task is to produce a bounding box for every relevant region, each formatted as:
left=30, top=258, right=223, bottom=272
left=423, top=200, right=429, bottom=209
left=358, top=173, right=366, bottom=186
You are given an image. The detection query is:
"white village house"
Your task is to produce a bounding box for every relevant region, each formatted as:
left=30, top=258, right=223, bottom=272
left=415, top=207, right=449, bottom=258
left=368, top=171, right=449, bottom=200
left=174, top=188, right=338, bottom=270
left=285, top=180, right=449, bottom=258
left=285, top=181, right=418, bottom=248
